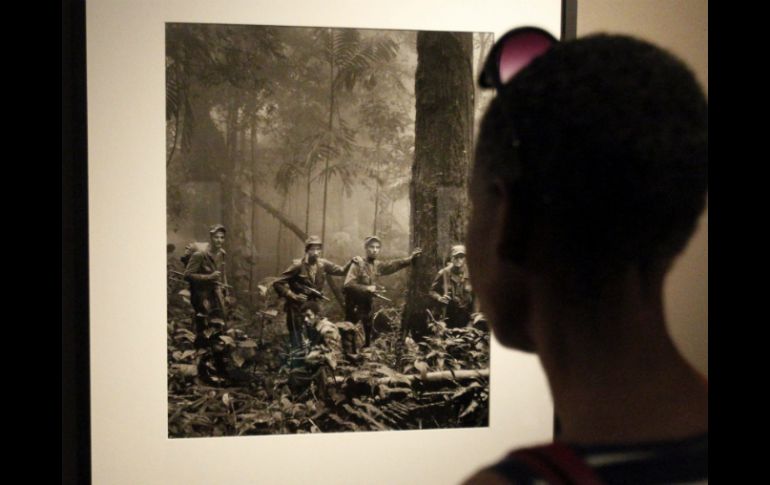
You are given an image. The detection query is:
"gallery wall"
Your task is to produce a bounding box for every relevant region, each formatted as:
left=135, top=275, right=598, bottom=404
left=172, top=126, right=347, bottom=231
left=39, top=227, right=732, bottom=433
left=577, top=0, right=709, bottom=377
left=85, top=3, right=563, bottom=484
left=70, top=2, right=708, bottom=484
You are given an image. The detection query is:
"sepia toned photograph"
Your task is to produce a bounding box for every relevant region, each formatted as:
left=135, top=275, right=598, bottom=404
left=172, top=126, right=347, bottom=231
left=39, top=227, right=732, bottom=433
left=166, top=22, right=495, bottom=438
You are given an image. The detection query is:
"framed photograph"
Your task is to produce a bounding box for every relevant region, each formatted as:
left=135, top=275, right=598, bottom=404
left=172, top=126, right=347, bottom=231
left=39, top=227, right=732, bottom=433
left=87, top=0, right=567, bottom=483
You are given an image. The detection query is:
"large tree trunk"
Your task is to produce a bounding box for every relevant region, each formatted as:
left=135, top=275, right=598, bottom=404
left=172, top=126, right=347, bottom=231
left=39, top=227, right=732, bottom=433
left=321, top=30, right=335, bottom=244
left=373, top=143, right=382, bottom=235
left=473, top=33, right=494, bottom=140
left=249, top=112, right=258, bottom=306
left=305, top=166, right=312, bottom=235
left=335, top=368, right=489, bottom=386
left=183, top=82, right=227, bottom=183
left=275, top=195, right=287, bottom=274
left=221, top=98, right=252, bottom=303
left=403, top=31, right=474, bottom=339
left=253, top=192, right=307, bottom=241
left=221, top=96, right=238, bottom=243
left=166, top=101, right=182, bottom=168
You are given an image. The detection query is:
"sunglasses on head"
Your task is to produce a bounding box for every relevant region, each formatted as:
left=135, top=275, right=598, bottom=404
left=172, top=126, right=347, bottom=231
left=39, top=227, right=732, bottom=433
left=479, top=26, right=558, bottom=90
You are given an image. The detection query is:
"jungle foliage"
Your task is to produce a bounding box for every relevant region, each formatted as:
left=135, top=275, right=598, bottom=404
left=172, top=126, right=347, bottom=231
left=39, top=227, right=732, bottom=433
left=167, top=283, right=489, bottom=437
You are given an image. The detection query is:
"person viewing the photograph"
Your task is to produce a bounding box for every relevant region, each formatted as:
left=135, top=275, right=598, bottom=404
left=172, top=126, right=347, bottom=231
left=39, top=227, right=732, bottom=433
left=462, top=27, right=708, bottom=483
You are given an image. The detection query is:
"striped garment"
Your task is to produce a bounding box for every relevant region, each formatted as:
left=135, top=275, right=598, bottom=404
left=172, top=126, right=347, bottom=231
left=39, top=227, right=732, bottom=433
left=486, top=433, right=707, bottom=484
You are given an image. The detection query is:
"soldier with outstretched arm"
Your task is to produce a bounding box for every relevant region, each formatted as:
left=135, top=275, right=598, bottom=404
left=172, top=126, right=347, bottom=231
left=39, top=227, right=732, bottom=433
left=273, top=235, right=357, bottom=349
left=343, top=236, right=422, bottom=347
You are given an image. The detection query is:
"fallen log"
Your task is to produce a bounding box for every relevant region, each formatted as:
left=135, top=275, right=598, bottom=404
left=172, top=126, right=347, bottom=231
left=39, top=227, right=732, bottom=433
left=333, top=368, right=489, bottom=386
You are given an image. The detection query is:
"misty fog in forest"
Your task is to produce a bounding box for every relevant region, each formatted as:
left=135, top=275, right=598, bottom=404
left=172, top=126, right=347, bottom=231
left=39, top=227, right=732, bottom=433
left=166, top=23, right=492, bottom=317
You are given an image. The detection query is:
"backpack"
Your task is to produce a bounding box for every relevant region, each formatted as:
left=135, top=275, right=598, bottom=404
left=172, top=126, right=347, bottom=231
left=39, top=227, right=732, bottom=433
left=180, top=241, right=209, bottom=266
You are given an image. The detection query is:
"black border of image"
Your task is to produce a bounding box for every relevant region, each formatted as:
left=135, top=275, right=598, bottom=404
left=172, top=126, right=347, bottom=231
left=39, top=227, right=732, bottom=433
left=62, top=0, right=90, bottom=484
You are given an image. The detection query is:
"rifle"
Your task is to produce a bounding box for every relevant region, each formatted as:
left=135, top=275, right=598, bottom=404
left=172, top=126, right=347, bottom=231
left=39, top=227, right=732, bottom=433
left=298, top=285, right=331, bottom=302
left=170, top=269, right=233, bottom=289
left=441, top=264, right=452, bottom=319
left=372, top=286, right=392, bottom=303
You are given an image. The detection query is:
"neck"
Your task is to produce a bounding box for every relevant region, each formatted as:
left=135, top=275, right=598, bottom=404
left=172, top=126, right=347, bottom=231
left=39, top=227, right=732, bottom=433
left=530, top=267, right=708, bottom=445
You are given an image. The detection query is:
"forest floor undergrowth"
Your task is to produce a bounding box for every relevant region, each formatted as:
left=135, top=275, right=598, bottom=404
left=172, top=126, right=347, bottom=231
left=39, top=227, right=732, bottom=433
left=167, top=294, right=490, bottom=437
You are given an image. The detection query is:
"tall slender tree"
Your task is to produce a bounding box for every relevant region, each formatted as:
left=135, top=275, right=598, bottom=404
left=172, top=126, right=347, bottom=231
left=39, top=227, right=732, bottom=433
left=316, top=28, right=399, bottom=243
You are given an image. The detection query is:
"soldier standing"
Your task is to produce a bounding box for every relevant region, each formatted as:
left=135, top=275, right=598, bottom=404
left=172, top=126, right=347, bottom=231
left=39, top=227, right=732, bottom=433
left=429, top=244, right=475, bottom=328
left=273, top=235, right=356, bottom=349
left=183, top=224, right=228, bottom=349
left=344, top=236, right=422, bottom=347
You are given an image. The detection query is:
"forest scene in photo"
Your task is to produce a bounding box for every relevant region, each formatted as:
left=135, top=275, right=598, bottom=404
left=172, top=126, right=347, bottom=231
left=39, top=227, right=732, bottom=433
left=166, top=22, right=494, bottom=437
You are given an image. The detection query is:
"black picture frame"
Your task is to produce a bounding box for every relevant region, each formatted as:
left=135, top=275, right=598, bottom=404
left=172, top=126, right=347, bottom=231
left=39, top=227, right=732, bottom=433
left=62, top=1, right=91, bottom=484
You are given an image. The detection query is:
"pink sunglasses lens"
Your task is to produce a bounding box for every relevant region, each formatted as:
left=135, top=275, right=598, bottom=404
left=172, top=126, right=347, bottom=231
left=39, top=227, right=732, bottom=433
left=498, top=31, right=555, bottom=84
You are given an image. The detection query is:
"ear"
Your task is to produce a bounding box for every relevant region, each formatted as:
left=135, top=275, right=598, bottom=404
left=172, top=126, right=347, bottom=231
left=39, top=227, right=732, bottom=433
left=493, top=178, right=530, bottom=265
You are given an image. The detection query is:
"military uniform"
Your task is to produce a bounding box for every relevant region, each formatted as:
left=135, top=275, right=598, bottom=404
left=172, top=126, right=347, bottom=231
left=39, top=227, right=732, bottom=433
left=343, top=242, right=413, bottom=346
left=429, top=264, right=475, bottom=328
left=273, top=251, right=353, bottom=348
left=183, top=226, right=228, bottom=348
left=304, top=317, right=343, bottom=369
left=290, top=316, right=346, bottom=399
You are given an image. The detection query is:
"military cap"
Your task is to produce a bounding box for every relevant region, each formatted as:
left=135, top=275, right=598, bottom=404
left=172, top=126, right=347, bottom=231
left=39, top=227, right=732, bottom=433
left=450, top=245, right=466, bottom=257
left=363, top=235, right=382, bottom=247
left=209, top=224, right=226, bottom=235
left=305, top=235, right=323, bottom=248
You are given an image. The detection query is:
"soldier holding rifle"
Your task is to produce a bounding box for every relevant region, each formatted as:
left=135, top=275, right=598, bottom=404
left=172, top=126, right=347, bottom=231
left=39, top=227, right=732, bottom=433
left=182, top=224, right=229, bottom=349
left=273, top=235, right=357, bottom=349
left=429, top=244, right=475, bottom=328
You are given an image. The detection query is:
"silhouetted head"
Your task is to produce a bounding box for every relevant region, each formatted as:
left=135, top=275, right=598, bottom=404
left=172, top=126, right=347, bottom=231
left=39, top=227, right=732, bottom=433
left=467, top=34, right=708, bottom=351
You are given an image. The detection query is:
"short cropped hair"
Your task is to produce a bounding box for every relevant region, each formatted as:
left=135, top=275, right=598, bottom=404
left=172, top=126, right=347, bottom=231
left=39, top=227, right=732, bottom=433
left=475, top=34, right=708, bottom=273
left=300, top=300, right=322, bottom=316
